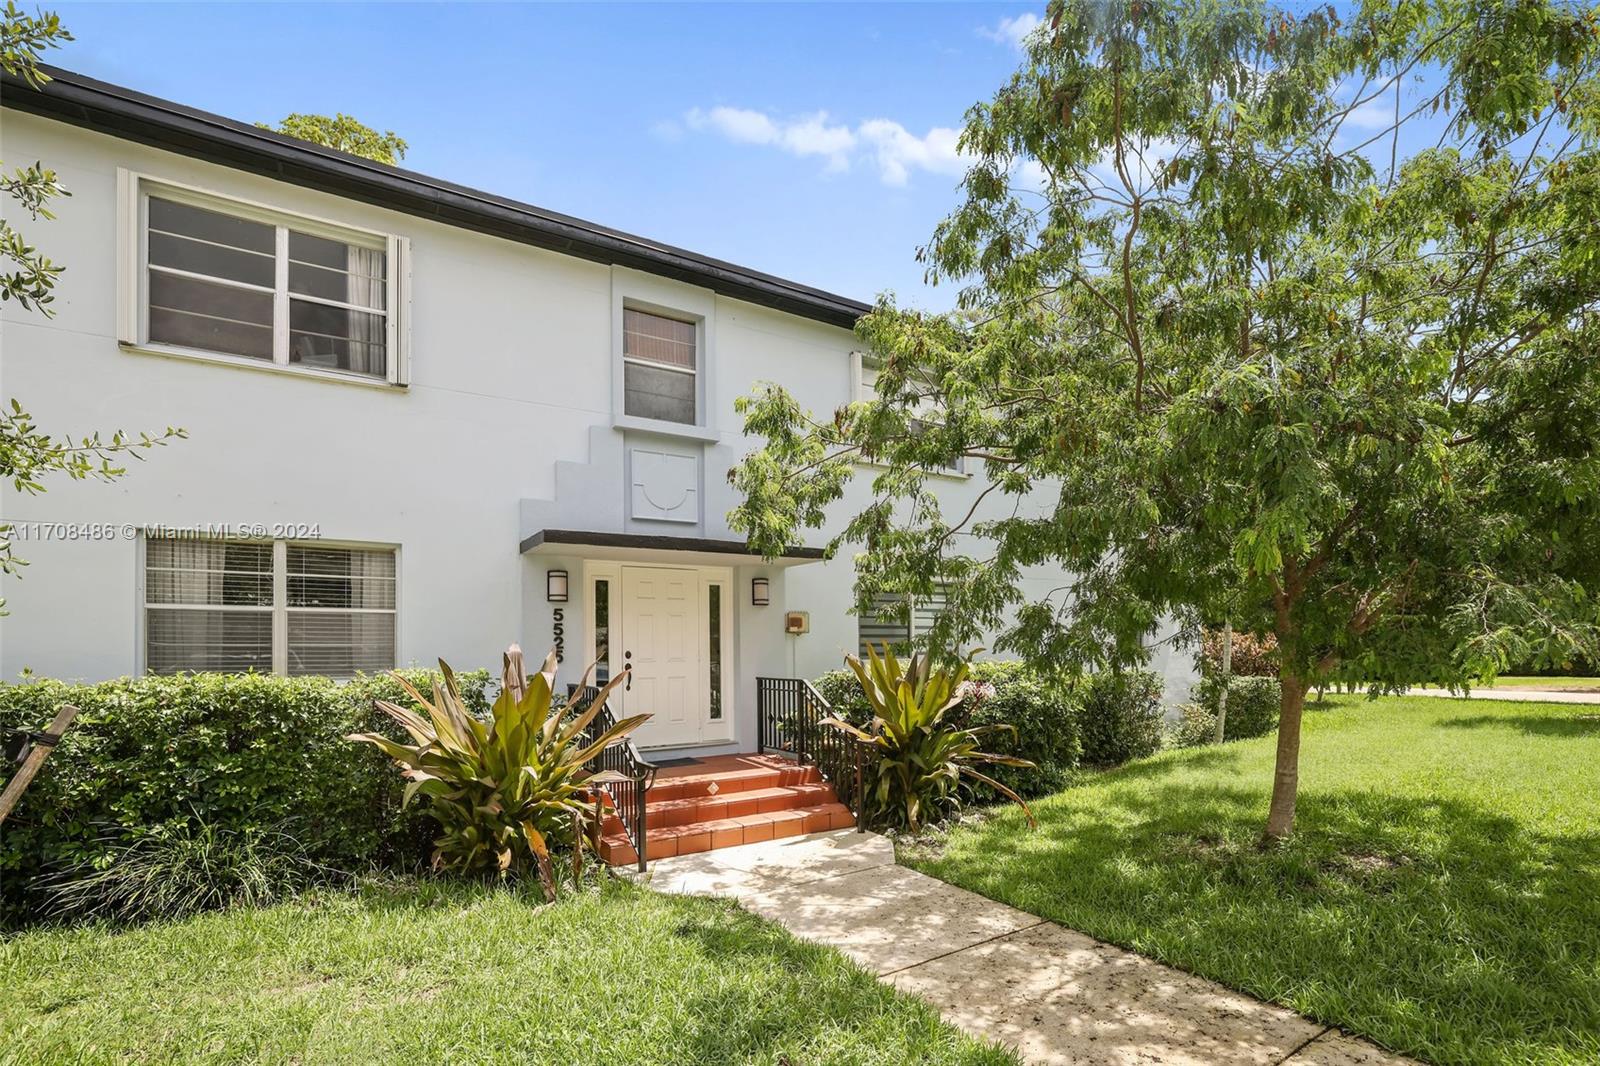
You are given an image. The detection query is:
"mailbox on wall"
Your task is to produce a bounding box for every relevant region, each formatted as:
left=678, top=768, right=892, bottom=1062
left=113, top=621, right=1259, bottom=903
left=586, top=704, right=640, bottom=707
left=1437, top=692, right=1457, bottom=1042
left=784, top=611, right=809, bottom=635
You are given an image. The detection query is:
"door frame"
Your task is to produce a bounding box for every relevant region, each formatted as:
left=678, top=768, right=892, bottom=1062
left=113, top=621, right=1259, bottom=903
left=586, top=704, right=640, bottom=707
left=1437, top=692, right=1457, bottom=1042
left=583, top=559, right=734, bottom=747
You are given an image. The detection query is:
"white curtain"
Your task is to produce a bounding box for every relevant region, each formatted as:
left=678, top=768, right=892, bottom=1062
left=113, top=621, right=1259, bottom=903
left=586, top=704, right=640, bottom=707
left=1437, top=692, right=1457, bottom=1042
left=347, top=245, right=386, bottom=375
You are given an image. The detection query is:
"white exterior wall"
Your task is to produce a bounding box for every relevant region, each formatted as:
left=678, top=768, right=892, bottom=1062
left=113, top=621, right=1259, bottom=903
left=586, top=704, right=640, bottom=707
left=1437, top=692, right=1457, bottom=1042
left=0, top=111, right=1195, bottom=746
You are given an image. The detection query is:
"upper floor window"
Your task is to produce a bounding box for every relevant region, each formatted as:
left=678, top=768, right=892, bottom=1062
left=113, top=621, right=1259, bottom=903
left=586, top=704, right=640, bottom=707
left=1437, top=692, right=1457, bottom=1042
left=124, top=172, right=408, bottom=385
left=858, top=360, right=963, bottom=475
left=144, top=535, right=396, bottom=678
left=622, top=307, right=697, bottom=424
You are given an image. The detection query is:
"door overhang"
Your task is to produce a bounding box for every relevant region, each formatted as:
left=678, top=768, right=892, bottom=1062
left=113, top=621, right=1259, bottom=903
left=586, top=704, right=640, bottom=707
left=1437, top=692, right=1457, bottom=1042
left=520, top=528, right=825, bottom=568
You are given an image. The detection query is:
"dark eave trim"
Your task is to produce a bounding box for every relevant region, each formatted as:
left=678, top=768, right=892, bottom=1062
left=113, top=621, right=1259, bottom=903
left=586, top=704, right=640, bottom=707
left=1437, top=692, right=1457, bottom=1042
left=2, top=66, right=872, bottom=331
left=520, top=528, right=825, bottom=560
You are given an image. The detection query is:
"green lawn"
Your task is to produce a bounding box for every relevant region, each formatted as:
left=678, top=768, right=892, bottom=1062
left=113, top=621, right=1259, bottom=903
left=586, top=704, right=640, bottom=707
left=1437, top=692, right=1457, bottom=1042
left=902, top=694, right=1600, bottom=1066
left=0, top=878, right=1013, bottom=1065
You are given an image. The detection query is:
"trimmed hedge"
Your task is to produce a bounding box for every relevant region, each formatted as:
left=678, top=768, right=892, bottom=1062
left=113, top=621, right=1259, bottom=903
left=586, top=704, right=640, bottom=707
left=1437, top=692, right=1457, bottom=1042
left=0, top=670, right=488, bottom=927
left=1197, top=675, right=1282, bottom=739
left=1175, top=676, right=1283, bottom=747
left=1075, top=669, right=1166, bottom=767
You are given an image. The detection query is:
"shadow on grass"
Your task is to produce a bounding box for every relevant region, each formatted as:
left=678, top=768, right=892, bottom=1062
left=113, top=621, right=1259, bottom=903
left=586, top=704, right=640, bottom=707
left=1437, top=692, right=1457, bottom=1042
left=659, top=899, right=1008, bottom=1063
left=1437, top=711, right=1600, bottom=738
left=917, top=768, right=1600, bottom=1064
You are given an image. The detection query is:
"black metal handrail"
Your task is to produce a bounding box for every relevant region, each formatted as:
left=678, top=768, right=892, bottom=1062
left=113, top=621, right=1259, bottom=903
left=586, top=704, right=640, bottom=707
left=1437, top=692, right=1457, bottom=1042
left=756, top=677, right=867, bottom=830
left=570, top=684, right=658, bottom=871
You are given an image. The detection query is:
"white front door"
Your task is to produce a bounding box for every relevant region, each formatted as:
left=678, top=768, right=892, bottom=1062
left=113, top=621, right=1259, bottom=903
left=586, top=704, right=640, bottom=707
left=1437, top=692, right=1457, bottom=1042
left=619, top=565, right=702, bottom=748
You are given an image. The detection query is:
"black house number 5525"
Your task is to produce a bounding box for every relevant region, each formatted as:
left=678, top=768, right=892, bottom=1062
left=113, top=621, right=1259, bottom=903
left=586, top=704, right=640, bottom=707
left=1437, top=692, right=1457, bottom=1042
left=552, top=607, right=564, bottom=664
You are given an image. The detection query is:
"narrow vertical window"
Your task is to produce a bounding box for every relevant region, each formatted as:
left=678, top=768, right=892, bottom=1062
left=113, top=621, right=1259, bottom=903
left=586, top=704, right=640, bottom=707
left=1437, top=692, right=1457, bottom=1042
left=707, top=583, right=723, bottom=720
left=593, top=579, right=611, bottom=684
left=622, top=307, right=697, bottom=424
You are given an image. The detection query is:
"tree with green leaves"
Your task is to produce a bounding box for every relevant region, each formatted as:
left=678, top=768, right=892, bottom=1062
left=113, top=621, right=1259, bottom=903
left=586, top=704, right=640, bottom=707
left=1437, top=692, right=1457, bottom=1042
left=260, top=113, right=408, bottom=165
left=1, top=4, right=183, bottom=610
left=730, top=0, right=1600, bottom=841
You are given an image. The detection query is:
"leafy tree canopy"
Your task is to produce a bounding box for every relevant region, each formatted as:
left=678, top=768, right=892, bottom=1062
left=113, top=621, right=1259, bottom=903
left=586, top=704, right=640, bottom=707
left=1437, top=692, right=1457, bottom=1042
left=1, top=5, right=183, bottom=610
left=260, top=113, right=408, bottom=165
left=729, top=0, right=1600, bottom=838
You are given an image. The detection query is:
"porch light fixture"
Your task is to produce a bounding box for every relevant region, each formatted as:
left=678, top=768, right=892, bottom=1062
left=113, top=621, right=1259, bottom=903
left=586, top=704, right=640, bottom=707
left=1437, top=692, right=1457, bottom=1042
left=546, top=569, right=569, bottom=603
left=751, top=576, right=770, bottom=607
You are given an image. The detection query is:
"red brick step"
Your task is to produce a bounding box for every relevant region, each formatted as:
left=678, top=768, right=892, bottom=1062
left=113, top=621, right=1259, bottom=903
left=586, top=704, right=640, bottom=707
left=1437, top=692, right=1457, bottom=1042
left=595, top=754, right=853, bottom=866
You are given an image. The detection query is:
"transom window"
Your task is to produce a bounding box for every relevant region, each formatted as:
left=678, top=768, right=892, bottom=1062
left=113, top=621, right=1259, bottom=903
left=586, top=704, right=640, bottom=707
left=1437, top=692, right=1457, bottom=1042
left=145, top=536, right=396, bottom=678
left=623, top=307, right=698, bottom=424
left=134, top=179, right=404, bottom=383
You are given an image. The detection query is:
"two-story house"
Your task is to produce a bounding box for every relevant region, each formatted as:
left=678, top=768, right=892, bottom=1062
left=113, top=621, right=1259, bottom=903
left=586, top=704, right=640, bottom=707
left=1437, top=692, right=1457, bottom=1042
left=0, top=68, right=1196, bottom=769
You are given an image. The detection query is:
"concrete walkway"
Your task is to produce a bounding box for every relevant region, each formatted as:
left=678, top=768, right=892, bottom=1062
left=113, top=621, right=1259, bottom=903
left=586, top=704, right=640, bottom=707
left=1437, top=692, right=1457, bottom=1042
left=1406, top=686, right=1600, bottom=704
left=651, top=830, right=1413, bottom=1066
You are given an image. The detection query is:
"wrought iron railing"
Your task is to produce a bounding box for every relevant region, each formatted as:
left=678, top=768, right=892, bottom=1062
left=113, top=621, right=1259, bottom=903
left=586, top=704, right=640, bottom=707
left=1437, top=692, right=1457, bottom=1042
left=570, top=685, right=657, bottom=871
left=756, top=677, right=867, bottom=829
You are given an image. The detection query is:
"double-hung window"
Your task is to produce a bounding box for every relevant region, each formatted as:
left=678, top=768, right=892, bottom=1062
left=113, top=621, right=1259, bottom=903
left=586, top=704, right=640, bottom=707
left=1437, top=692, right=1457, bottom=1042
left=144, top=536, right=397, bottom=677
left=622, top=307, right=698, bottom=424
left=858, top=360, right=963, bottom=475
left=126, top=173, right=408, bottom=384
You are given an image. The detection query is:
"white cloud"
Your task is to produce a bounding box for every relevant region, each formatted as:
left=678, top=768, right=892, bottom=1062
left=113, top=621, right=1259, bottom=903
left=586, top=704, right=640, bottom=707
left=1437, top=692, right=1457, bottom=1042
left=682, top=104, right=978, bottom=186
left=858, top=119, right=967, bottom=186
left=649, top=118, right=684, bottom=142
left=1343, top=97, right=1396, bottom=132
left=685, top=106, right=856, bottom=171
left=979, top=11, right=1041, bottom=49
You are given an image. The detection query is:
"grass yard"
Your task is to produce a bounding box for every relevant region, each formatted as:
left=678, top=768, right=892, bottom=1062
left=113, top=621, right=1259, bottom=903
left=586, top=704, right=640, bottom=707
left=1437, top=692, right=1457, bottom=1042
left=902, top=694, right=1600, bottom=1066
left=0, top=878, right=1013, bottom=1066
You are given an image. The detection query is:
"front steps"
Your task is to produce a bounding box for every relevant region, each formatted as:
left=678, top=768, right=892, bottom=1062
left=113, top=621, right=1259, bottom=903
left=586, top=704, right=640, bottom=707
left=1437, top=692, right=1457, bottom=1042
left=598, top=753, right=855, bottom=865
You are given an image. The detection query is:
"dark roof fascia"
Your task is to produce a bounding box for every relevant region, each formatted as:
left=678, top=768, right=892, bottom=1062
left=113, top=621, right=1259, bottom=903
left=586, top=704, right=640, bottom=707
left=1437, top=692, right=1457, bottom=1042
left=520, top=528, right=825, bottom=560
left=2, top=66, right=872, bottom=331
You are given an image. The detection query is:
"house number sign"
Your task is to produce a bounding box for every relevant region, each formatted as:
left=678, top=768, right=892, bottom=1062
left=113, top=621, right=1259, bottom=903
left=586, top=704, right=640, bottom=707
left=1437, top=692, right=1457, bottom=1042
left=552, top=608, right=565, bottom=664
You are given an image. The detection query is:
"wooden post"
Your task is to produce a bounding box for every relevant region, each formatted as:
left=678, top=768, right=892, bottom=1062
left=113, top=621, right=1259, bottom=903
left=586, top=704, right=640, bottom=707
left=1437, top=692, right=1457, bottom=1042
left=0, top=704, right=80, bottom=825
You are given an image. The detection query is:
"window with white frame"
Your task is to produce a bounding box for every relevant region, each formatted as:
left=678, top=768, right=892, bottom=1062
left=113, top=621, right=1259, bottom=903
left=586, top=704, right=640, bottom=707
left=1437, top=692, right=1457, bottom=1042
left=145, top=536, right=396, bottom=677
left=857, top=360, right=962, bottom=475
left=130, top=175, right=406, bottom=383
left=622, top=307, right=697, bottom=424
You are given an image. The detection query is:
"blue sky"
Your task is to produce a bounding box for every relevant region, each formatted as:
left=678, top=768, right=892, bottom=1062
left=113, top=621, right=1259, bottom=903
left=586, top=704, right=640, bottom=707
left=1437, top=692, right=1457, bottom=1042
left=45, top=2, right=1047, bottom=310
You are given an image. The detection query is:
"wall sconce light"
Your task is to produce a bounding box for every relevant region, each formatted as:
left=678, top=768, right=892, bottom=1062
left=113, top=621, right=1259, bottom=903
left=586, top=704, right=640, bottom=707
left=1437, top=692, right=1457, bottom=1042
left=546, top=569, right=569, bottom=603
left=751, top=576, right=770, bottom=607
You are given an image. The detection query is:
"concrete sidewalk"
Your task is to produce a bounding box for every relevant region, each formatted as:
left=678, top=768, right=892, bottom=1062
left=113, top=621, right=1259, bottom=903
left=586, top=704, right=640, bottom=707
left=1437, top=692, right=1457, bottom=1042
left=651, top=830, right=1413, bottom=1066
left=1406, top=686, right=1600, bottom=704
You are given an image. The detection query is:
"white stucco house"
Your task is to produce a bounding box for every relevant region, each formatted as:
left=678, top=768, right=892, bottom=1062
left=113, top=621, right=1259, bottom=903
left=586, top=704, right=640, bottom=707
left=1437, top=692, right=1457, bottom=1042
left=0, top=67, right=1195, bottom=765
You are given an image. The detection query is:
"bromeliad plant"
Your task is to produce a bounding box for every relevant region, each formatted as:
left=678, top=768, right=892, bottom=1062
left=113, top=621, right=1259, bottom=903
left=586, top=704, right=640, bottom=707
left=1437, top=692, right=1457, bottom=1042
left=348, top=645, right=646, bottom=891
left=823, top=644, right=1036, bottom=833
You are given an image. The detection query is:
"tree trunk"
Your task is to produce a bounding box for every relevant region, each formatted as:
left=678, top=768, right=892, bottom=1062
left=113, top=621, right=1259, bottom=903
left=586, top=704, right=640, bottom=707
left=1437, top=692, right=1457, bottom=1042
left=1213, top=621, right=1232, bottom=744
left=1262, top=671, right=1309, bottom=843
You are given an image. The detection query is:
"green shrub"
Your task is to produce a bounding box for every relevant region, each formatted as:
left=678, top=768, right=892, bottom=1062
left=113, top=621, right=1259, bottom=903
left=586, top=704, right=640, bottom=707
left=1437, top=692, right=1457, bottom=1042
left=813, top=659, right=1081, bottom=797
left=1172, top=702, right=1219, bottom=748
left=1075, top=669, right=1165, bottom=766
left=350, top=650, right=641, bottom=893
left=1194, top=675, right=1282, bottom=740
left=823, top=646, right=1034, bottom=833
left=0, top=668, right=488, bottom=927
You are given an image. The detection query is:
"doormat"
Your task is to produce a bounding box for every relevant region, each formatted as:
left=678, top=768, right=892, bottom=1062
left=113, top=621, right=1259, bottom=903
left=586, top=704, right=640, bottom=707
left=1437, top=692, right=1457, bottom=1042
left=651, top=757, right=703, bottom=769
